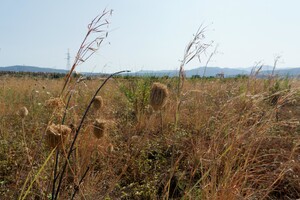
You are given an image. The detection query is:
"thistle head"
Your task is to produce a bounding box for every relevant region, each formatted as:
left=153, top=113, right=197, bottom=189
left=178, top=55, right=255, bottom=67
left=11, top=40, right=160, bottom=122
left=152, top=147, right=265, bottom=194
left=93, top=119, right=106, bottom=139
left=150, top=82, right=169, bottom=111
left=45, top=97, right=64, bottom=109
left=93, top=96, right=103, bottom=110
left=18, top=106, right=29, bottom=118
left=46, top=124, right=71, bottom=149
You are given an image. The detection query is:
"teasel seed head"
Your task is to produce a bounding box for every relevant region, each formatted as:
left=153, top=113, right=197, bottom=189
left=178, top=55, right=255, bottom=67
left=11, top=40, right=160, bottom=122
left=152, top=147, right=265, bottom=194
left=45, top=97, right=64, bottom=108
left=93, top=96, right=103, bottom=110
left=150, top=82, right=169, bottom=111
left=18, top=106, right=29, bottom=118
left=46, top=124, right=71, bottom=149
left=93, top=119, right=106, bottom=139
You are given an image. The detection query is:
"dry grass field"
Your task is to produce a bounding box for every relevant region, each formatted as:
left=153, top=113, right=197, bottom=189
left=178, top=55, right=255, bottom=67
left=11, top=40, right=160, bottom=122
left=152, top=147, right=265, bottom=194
left=1, top=74, right=300, bottom=199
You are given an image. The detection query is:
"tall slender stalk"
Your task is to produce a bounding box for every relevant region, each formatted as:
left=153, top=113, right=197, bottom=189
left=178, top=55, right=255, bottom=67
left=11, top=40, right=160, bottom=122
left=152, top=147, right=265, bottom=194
left=54, top=70, right=129, bottom=199
left=49, top=9, right=114, bottom=199
left=51, top=83, right=75, bottom=199
left=271, top=55, right=281, bottom=77
left=70, top=166, right=90, bottom=200
left=202, top=44, right=218, bottom=78
left=175, top=25, right=212, bottom=129
left=51, top=149, right=59, bottom=200
left=61, top=9, right=113, bottom=95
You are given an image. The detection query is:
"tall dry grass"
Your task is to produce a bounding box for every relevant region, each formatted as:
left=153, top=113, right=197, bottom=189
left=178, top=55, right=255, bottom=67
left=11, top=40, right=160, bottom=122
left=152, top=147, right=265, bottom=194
left=1, top=75, right=300, bottom=199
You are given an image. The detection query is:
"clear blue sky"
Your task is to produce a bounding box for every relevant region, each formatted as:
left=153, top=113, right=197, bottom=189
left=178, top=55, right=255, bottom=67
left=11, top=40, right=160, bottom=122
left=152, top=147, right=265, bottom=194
left=0, top=0, right=299, bottom=73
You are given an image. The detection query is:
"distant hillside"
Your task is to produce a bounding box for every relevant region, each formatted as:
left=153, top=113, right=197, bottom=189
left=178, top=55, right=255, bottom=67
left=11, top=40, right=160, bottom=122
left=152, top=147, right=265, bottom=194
left=259, top=68, right=300, bottom=77
left=132, top=67, right=249, bottom=77
left=132, top=66, right=300, bottom=77
left=1, top=65, right=300, bottom=77
left=0, top=65, right=68, bottom=74
left=186, top=67, right=248, bottom=77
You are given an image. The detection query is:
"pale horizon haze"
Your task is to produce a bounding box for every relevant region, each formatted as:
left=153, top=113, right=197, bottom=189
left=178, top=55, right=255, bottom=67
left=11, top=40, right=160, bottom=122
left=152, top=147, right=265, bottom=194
left=0, top=0, right=299, bottom=73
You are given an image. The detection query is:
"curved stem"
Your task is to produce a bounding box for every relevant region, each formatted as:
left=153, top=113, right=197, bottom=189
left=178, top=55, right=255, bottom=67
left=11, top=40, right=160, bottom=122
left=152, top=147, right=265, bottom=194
left=54, top=70, right=129, bottom=200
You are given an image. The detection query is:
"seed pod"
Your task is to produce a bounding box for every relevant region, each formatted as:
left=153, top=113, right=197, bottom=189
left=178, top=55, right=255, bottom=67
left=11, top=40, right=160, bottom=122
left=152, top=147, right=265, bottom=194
left=46, top=124, right=71, bottom=149
left=93, top=96, right=103, bottom=110
left=69, top=123, right=76, bottom=134
left=150, top=82, right=169, bottom=111
left=45, top=97, right=64, bottom=108
left=107, top=143, right=114, bottom=153
left=19, top=106, right=29, bottom=118
left=93, top=119, right=106, bottom=139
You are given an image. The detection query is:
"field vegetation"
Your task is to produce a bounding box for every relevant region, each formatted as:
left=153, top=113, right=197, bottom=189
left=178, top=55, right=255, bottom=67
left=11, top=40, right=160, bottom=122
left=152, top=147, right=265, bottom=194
left=0, top=74, right=300, bottom=199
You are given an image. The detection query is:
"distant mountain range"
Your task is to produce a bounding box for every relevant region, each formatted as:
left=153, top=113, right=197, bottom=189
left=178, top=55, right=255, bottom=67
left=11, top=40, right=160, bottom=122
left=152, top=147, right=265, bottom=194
left=0, top=65, right=68, bottom=74
left=130, top=66, right=300, bottom=77
left=131, top=67, right=248, bottom=77
left=1, top=65, right=300, bottom=77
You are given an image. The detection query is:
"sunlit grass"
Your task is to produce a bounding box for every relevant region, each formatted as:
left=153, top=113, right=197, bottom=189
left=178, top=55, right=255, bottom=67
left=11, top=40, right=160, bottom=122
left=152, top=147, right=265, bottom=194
left=0, top=75, right=300, bottom=199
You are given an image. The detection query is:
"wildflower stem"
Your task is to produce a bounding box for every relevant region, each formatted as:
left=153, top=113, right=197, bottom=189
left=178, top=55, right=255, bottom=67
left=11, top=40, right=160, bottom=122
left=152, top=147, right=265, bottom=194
left=62, top=92, right=73, bottom=125
left=54, top=70, right=129, bottom=200
left=51, top=149, right=59, bottom=200
left=70, top=166, right=90, bottom=200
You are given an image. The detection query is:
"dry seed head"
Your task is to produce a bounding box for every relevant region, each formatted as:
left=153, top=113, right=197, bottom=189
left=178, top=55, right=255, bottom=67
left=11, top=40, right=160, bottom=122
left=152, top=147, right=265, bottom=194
left=45, top=97, right=64, bottom=108
left=93, top=96, right=103, bottom=110
left=93, top=119, right=106, bottom=139
left=107, top=143, right=114, bottom=153
left=131, top=135, right=140, bottom=143
left=46, top=124, right=71, bottom=149
left=18, top=106, right=29, bottom=118
left=150, top=82, right=169, bottom=111
left=69, top=123, right=76, bottom=133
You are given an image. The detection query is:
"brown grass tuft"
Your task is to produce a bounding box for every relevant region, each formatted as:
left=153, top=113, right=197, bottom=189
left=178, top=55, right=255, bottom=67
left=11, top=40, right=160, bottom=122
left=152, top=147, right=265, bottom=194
left=46, top=124, right=71, bottom=149
left=150, top=82, right=169, bottom=111
left=93, top=119, right=106, bottom=139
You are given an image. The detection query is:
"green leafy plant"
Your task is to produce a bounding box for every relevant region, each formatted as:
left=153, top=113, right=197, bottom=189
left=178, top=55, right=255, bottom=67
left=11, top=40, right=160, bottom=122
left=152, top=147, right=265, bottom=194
left=119, top=77, right=153, bottom=119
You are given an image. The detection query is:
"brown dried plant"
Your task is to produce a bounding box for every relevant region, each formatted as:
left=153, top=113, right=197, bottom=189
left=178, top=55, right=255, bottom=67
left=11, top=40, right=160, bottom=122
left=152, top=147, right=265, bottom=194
left=46, top=124, right=71, bottom=149
left=150, top=82, right=169, bottom=111
left=45, top=97, right=64, bottom=109
left=92, top=96, right=103, bottom=110
left=93, top=119, right=106, bottom=139
left=18, top=106, right=29, bottom=118
left=51, top=10, right=114, bottom=200
left=61, top=9, right=113, bottom=95
left=175, top=25, right=213, bottom=129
